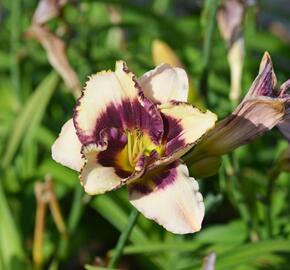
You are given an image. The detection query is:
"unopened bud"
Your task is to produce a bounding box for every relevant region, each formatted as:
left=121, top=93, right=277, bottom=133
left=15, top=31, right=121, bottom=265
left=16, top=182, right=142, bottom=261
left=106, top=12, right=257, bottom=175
left=190, top=157, right=222, bottom=178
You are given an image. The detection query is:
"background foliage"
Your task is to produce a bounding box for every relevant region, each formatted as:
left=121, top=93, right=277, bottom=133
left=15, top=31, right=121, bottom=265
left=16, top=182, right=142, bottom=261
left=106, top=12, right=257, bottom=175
left=1, top=0, right=290, bottom=269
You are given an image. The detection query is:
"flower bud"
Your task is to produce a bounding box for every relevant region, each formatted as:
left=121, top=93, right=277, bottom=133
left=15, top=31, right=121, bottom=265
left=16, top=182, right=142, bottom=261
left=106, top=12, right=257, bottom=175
left=189, top=157, right=222, bottom=178
left=185, top=52, right=290, bottom=165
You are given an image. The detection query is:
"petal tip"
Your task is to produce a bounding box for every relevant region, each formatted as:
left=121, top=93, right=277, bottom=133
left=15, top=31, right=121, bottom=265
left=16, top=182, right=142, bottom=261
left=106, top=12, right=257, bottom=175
left=116, top=60, right=127, bottom=70
left=259, top=51, right=273, bottom=74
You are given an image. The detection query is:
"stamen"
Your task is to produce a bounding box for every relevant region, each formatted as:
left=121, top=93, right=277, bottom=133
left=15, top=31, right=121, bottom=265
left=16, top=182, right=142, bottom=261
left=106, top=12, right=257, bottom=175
left=126, top=129, right=156, bottom=168
left=127, top=132, right=133, bottom=166
left=132, top=131, right=139, bottom=159
left=138, top=140, right=146, bottom=157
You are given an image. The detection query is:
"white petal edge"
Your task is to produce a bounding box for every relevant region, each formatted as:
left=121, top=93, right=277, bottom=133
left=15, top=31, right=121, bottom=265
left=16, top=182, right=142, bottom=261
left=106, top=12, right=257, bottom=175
left=51, top=118, right=84, bottom=171
left=139, top=64, right=189, bottom=104
left=128, top=163, right=205, bottom=234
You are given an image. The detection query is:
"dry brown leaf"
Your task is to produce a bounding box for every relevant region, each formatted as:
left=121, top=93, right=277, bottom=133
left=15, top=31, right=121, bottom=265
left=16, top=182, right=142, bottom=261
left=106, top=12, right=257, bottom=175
left=33, top=0, right=68, bottom=25
left=217, top=0, right=244, bottom=47
left=217, top=0, right=248, bottom=101
left=26, top=25, right=81, bottom=98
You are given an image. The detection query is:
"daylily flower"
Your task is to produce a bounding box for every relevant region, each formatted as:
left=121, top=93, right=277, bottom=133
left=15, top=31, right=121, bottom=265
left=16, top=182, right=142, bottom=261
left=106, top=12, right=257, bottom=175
left=186, top=52, right=290, bottom=177
left=28, top=0, right=81, bottom=98
left=52, top=61, right=217, bottom=234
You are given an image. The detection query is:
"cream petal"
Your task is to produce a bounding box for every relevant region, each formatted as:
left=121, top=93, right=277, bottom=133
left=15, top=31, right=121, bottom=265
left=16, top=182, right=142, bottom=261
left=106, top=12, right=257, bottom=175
left=51, top=119, right=84, bottom=171
left=159, top=102, right=217, bottom=154
left=81, top=149, right=144, bottom=195
left=74, top=61, right=163, bottom=145
left=128, top=163, right=205, bottom=234
left=139, top=64, right=189, bottom=104
left=81, top=163, right=123, bottom=195
left=80, top=151, right=123, bottom=195
left=150, top=102, right=216, bottom=169
left=80, top=127, right=147, bottom=195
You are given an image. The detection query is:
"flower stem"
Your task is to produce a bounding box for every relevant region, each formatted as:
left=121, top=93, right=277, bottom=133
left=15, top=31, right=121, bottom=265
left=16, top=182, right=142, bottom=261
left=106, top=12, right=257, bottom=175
left=33, top=183, right=48, bottom=270
left=57, top=186, right=84, bottom=258
left=108, top=208, right=139, bottom=268
left=265, top=168, right=280, bottom=238
left=200, top=0, right=220, bottom=100
left=46, top=178, right=67, bottom=237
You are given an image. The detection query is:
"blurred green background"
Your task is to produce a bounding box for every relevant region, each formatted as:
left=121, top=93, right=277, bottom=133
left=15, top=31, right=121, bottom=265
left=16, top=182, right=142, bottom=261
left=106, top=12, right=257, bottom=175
left=1, top=0, right=290, bottom=269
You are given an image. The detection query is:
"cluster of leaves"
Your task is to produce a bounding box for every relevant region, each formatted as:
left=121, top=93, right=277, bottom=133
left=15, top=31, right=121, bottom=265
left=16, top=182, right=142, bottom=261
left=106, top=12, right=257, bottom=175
left=0, top=0, right=290, bottom=269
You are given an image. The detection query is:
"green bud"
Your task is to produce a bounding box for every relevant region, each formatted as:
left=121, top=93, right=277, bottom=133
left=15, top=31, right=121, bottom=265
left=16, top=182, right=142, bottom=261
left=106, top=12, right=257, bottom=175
left=189, top=156, right=222, bottom=179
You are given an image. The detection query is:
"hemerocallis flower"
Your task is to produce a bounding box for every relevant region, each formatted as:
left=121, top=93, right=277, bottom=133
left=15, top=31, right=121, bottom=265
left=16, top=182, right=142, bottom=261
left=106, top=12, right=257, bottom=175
left=186, top=52, right=290, bottom=177
left=52, top=61, right=217, bottom=234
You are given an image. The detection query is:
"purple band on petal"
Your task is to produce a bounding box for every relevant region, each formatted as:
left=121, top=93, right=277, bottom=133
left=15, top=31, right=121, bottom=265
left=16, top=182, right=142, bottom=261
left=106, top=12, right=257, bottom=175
left=74, top=98, right=163, bottom=146
left=255, top=64, right=275, bottom=97
left=152, top=162, right=177, bottom=190
left=128, top=162, right=178, bottom=195
left=129, top=183, right=152, bottom=195
left=135, top=155, right=147, bottom=171
left=123, top=63, right=164, bottom=144
left=74, top=62, right=164, bottom=146
left=247, top=52, right=277, bottom=98
left=94, top=128, right=131, bottom=178
left=114, top=169, right=132, bottom=179
left=279, top=79, right=290, bottom=98
left=161, top=113, right=185, bottom=155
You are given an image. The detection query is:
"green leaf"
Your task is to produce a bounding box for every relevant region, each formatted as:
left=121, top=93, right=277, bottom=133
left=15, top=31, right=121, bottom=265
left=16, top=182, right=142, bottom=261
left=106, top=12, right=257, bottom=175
left=2, top=72, right=59, bottom=167
left=38, top=160, right=78, bottom=188
left=0, top=182, right=29, bottom=270
left=196, top=220, right=247, bottom=244
left=91, top=196, right=169, bottom=269
left=116, top=241, right=203, bottom=255
left=91, top=195, right=148, bottom=244
left=216, top=240, right=290, bottom=270
left=85, top=265, right=116, bottom=270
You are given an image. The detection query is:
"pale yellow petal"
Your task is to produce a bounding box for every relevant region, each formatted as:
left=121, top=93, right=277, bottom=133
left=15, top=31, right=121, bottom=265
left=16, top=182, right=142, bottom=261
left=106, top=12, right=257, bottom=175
left=139, top=64, right=189, bottom=104
left=51, top=119, right=84, bottom=171
left=129, top=163, right=204, bottom=234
